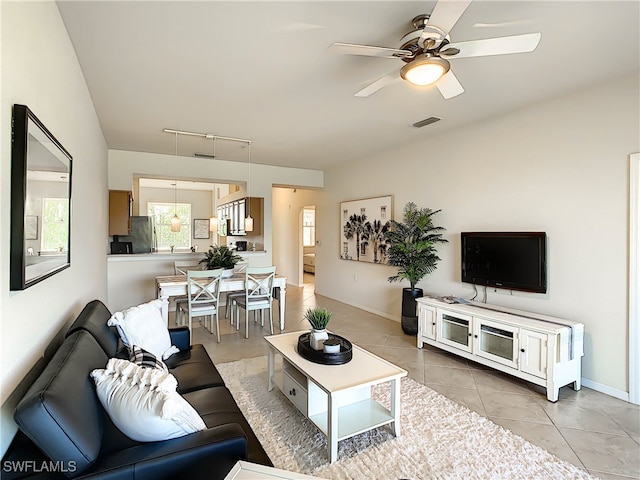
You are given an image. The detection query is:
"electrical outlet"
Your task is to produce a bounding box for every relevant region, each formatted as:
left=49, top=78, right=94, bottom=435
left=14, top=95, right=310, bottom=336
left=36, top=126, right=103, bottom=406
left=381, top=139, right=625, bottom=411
left=353, top=274, right=357, bottom=281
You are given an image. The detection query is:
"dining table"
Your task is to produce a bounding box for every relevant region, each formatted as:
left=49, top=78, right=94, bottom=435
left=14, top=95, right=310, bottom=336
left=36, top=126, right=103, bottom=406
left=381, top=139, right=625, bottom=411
left=155, top=273, right=287, bottom=331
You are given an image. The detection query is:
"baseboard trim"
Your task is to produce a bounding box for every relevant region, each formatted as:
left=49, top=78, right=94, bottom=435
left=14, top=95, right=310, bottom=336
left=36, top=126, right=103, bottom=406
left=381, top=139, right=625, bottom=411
left=581, top=378, right=630, bottom=402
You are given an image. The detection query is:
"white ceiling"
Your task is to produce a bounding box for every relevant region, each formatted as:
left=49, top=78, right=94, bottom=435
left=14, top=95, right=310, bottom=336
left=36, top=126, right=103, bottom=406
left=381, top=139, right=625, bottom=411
left=57, top=1, right=639, bottom=170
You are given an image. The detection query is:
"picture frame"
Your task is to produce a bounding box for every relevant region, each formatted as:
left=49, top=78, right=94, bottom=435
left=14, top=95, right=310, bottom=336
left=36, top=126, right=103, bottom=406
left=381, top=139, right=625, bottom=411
left=193, top=218, right=211, bottom=239
left=10, top=104, right=72, bottom=290
left=25, top=215, right=38, bottom=240
left=340, top=195, right=393, bottom=264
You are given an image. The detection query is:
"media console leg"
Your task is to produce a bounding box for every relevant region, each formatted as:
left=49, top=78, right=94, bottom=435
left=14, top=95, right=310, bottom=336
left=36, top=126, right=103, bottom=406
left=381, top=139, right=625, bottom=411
left=573, top=377, right=582, bottom=391
left=547, top=381, right=559, bottom=402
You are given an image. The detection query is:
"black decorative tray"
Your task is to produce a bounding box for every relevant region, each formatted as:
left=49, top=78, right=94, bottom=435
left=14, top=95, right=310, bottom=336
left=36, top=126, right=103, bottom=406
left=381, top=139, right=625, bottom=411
left=297, top=333, right=353, bottom=365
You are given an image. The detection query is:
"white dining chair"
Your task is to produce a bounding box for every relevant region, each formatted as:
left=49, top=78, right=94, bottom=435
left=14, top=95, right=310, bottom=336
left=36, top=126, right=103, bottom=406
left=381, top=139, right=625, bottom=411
left=225, top=262, right=249, bottom=323
left=173, top=261, right=202, bottom=326
left=175, top=269, right=225, bottom=342
left=232, top=266, right=276, bottom=339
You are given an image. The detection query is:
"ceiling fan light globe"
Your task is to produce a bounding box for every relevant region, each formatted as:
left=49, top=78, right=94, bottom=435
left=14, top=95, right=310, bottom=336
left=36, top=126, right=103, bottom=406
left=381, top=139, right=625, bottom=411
left=401, top=56, right=450, bottom=86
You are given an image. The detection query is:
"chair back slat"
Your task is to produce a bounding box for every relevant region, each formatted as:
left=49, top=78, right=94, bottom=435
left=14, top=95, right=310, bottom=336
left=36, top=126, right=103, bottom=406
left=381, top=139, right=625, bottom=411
left=188, top=269, right=224, bottom=307
left=245, top=266, right=276, bottom=301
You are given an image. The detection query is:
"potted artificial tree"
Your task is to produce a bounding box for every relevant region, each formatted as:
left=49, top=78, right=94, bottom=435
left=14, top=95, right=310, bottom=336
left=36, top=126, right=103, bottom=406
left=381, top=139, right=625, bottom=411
left=200, top=245, right=243, bottom=278
left=384, top=202, right=448, bottom=335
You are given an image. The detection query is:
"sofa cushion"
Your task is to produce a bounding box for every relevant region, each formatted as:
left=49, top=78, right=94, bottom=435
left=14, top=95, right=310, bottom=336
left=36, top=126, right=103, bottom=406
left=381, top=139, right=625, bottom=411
left=66, top=300, right=119, bottom=357
left=183, top=388, right=272, bottom=467
left=165, top=344, right=225, bottom=394
left=14, top=331, right=108, bottom=477
left=108, top=299, right=179, bottom=360
left=91, top=359, right=206, bottom=442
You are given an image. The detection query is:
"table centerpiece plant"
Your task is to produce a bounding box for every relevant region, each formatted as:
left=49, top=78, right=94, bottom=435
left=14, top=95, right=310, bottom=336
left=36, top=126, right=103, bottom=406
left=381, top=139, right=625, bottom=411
left=304, top=307, right=332, bottom=350
left=200, top=245, right=243, bottom=278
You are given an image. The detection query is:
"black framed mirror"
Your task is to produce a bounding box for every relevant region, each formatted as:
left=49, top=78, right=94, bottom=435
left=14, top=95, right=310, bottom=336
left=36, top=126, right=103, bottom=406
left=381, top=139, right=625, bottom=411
left=11, top=104, right=72, bottom=290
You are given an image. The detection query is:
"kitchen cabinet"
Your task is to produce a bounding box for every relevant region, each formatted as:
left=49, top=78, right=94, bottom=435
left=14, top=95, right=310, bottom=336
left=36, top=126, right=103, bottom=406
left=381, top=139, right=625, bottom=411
left=416, top=297, right=584, bottom=402
left=109, top=190, right=132, bottom=236
left=216, top=197, right=262, bottom=236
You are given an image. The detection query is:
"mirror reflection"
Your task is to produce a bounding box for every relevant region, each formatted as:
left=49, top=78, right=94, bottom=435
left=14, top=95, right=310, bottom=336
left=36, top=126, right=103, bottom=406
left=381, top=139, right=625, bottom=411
left=11, top=105, right=72, bottom=290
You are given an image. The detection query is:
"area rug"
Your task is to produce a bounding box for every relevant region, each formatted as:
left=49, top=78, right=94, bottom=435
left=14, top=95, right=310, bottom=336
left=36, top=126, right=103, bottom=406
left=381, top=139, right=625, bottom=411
left=217, top=356, right=595, bottom=480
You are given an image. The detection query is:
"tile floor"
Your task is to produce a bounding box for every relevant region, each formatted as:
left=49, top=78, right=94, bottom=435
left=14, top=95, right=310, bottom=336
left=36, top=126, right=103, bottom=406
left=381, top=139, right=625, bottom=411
left=186, top=276, right=640, bottom=479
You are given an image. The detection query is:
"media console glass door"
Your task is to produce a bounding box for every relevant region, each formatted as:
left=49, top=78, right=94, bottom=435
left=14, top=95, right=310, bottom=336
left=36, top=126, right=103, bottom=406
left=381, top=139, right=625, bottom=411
left=437, top=310, right=472, bottom=353
left=473, top=318, right=519, bottom=368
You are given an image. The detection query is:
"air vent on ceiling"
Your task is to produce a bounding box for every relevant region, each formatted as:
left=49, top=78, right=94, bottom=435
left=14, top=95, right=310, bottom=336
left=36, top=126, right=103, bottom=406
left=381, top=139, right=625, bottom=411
left=194, top=153, right=217, bottom=158
left=412, top=116, right=442, bottom=128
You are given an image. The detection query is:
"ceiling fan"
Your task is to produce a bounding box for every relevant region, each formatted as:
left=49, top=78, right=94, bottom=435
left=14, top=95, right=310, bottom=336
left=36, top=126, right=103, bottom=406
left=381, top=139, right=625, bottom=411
left=330, top=0, right=541, bottom=99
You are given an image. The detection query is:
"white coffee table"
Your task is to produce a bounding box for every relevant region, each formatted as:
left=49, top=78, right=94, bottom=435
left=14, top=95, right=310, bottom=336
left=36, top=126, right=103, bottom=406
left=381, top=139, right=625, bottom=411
left=265, top=331, right=407, bottom=464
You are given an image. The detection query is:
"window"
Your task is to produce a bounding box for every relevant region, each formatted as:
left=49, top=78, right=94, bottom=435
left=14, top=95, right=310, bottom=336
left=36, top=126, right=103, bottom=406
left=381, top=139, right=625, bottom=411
left=41, top=197, right=69, bottom=252
left=148, top=202, right=191, bottom=250
left=303, top=208, right=315, bottom=247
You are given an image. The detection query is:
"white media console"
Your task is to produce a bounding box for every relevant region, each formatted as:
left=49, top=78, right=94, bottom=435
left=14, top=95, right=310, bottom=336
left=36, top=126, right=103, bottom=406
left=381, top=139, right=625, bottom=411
left=416, top=297, right=584, bottom=401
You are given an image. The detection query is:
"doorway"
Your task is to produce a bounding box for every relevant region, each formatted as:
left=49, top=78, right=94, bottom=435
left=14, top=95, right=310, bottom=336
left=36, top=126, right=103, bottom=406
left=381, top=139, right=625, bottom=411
left=302, top=206, right=316, bottom=288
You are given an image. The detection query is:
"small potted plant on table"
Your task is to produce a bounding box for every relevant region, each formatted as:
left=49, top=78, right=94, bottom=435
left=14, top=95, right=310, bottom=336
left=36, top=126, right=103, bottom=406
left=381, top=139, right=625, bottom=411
left=304, top=307, right=332, bottom=350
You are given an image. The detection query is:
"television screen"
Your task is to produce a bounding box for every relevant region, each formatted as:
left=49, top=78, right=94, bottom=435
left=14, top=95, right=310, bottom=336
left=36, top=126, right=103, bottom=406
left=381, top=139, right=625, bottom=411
left=461, top=232, right=547, bottom=293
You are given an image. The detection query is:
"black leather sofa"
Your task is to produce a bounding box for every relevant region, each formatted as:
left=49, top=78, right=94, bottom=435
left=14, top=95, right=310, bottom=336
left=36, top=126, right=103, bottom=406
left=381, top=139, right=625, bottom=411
left=2, top=300, right=271, bottom=480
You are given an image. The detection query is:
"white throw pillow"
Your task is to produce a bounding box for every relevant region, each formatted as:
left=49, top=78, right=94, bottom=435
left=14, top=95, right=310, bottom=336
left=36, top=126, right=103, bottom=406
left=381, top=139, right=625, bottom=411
left=108, top=299, right=179, bottom=360
left=91, top=358, right=206, bottom=442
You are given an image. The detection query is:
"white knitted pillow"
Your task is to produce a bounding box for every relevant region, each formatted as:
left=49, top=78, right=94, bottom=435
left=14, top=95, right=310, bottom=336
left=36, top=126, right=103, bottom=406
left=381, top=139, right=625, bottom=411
left=91, top=359, right=205, bottom=442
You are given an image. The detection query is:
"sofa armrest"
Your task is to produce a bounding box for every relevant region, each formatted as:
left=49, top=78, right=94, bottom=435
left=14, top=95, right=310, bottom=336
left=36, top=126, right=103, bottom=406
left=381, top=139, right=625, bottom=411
left=82, top=424, right=247, bottom=480
left=168, top=327, right=190, bottom=351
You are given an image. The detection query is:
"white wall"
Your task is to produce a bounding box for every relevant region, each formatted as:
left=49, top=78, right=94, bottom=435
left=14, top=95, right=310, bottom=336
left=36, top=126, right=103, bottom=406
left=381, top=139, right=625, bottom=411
left=108, top=149, right=324, bottom=266
left=315, top=74, right=639, bottom=397
left=0, top=1, right=108, bottom=455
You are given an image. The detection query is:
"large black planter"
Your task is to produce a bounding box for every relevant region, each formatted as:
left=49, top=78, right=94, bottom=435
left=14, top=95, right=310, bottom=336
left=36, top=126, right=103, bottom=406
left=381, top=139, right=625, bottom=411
left=401, top=287, right=423, bottom=335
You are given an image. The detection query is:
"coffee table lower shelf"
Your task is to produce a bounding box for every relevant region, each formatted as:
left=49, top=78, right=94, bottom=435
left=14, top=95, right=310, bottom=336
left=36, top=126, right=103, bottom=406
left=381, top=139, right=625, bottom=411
left=308, top=399, right=395, bottom=440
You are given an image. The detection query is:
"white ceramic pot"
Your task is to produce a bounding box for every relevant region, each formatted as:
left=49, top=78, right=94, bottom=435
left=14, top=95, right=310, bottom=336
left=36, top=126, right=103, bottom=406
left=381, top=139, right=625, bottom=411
left=222, top=268, right=234, bottom=278
left=310, top=329, right=329, bottom=350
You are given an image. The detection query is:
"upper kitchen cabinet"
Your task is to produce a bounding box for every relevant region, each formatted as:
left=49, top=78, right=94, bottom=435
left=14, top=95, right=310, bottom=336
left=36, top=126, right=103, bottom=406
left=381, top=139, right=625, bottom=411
left=109, top=190, right=132, bottom=236
left=217, top=197, right=262, bottom=236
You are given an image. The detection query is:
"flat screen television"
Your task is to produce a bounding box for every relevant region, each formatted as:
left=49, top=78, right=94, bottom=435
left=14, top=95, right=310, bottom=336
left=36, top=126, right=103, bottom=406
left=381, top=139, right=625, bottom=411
left=461, top=232, right=547, bottom=293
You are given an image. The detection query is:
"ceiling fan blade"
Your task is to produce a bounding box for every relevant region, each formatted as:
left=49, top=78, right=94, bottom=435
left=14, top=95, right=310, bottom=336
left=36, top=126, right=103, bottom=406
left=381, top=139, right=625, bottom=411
left=436, top=71, right=464, bottom=99
left=355, top=71, right=400, bottom=97
left=425, top=0, right=472, bottom=36
left=330, top=42, right=412, bottom=59
left=443, top=32, right=541, bottom=59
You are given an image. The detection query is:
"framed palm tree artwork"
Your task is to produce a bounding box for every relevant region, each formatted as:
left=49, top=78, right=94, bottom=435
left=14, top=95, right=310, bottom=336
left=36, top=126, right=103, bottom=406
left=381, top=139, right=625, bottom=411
left=340, top=195, right=392, bottom=263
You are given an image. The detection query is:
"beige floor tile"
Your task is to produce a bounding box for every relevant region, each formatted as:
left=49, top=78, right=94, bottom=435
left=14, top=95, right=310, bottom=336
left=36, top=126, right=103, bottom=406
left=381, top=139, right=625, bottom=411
left=588, top=469, right=640, bottom=479
left=605, top=405, right=640, bottom=441
left=382, top=345, right=428, bottom=366
left=471, top=368, right=535, bottom=396
left=426, top=383, right=487, bottom=416
left=559, top=427, right=640, bottom=478
left=424, top=365, right=476, bottom=389
left=491, top=417, right=585, bottom=468
left=479, top=390, right=553, bottom=424
left=421, top=348, right=470, bottom=368
left=542, top=401, right=628, bottom=435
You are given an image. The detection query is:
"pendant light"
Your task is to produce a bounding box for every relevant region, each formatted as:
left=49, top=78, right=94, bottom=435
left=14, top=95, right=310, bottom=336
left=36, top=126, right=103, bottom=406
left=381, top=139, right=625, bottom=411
left=171, top=180, right=180, bottom=232
left=209, top=137, right=218, bottom=232
left=170, top=133, right=181, bottom=232
left=245, top=142, right=254, bottom=232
